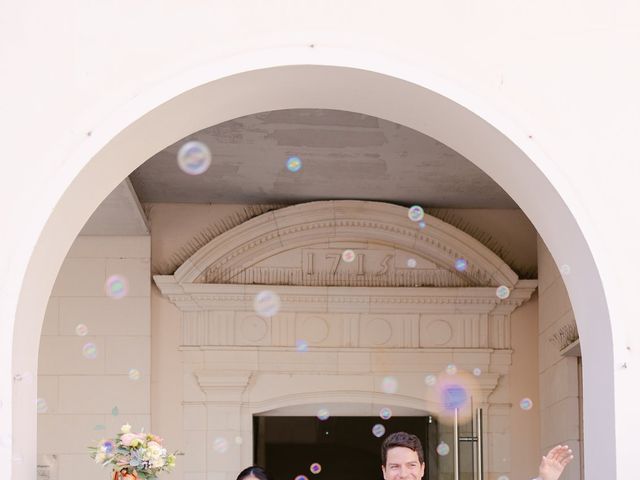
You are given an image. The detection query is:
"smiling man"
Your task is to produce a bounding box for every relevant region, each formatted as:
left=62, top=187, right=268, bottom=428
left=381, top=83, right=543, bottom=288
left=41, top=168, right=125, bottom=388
left=381, top=432, right=426, bottom=480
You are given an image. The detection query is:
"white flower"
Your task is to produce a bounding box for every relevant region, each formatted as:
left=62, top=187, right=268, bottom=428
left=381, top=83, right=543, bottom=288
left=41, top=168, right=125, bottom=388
left=121, top=423, right=132, bottom=434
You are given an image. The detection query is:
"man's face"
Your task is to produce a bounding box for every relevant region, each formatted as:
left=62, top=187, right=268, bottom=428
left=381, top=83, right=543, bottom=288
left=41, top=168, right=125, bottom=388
left=382, top=446, right=425, bottom=480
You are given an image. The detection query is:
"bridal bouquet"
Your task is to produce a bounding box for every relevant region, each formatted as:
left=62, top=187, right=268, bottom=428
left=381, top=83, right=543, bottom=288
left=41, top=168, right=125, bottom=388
left=89, top=424, right=180, bottom=479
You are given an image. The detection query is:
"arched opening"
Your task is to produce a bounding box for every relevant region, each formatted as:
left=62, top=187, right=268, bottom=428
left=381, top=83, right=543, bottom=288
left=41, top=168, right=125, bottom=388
left=7, top=62, right=615, bottom=479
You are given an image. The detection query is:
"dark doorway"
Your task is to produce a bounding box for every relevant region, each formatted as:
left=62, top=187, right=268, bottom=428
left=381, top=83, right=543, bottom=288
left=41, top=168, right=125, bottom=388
left=254, top=416, right=439, bottom=480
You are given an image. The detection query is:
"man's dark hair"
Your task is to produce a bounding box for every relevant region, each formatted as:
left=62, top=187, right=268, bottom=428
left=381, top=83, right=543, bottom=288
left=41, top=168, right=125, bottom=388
left=381, top=431, right=425, bottom=466
left=236, top=466, right=274, bottom=480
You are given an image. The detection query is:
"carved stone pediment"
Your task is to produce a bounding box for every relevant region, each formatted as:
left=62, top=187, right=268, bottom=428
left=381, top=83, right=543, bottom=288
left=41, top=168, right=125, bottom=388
left=166, top=200, right=519, bottom=288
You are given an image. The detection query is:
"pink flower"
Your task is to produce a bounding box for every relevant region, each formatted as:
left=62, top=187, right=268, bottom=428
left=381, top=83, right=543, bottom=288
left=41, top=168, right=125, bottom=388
left=121, top=433, right=137, bottom=446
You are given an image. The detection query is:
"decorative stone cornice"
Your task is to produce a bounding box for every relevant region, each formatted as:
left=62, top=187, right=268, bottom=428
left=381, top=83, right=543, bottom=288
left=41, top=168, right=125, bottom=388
left=168, top=200, right=520, bottom=288
left=154, top=280, right=537, bottom=315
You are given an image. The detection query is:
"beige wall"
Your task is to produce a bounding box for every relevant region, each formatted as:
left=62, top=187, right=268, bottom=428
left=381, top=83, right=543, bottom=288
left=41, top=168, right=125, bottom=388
left=35, top=204, right=542, bottom=480
left=537, top=236, right=582, bottom=480
left=37, top=236, right=151, bottom=480
left=147, top=203, right=541, bottom=480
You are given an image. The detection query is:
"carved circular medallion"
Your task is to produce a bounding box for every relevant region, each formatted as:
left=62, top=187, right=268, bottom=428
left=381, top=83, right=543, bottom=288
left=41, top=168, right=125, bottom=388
left=241, top=315, right=268, bottom=342
left=363, top=318, right=393, bottom=346
left=299, top=316, right=329, bottom=343
left=425, top=319, right=452, bottom=346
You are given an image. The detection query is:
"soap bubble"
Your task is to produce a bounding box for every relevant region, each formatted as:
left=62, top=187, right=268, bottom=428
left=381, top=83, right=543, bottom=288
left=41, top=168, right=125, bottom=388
left=427, top=370, right=478, bottom=425
left=101, top=440, right=115, bottom=454
left=296, top=339, right=309, bottom=352
left=105, top=275, right=128, bottom=299
left=310, top=463, right=322, bottom=474
left=286, top=156, right=302, bottom=172
left=253, top=290, right=281, bottom=318
left=473, top=368, right=482, bottom=376
left=454, top=258, right=468, bottom=272
left=379, top=407, right=392, bottom=420
left=381, top=376, right=398, bottom=394
left=372, top=424, right=386, bottom=438
left=82, top=343, right=97, bottom=360
left=408, top=205, right=424, bottom=222
left=75, top=324, right=89, bottom=336
left=407, top=258, right=417, bottom=268
left=436, top=441, right=450, bottom=456
left=446, top=364, right=457, bottom=375
left=128, top=369, right=141, bottom=381
left=234, top=436, right=243, bottom=445
left=342, top=249, right=356, bottom=263
left=496, top=285, right=510, bottom=300
left=418, top=221, right=426, bottom=229
left=560, top=264, right=571, bottom=275
left=317, top=408, right=330, bottom=421
left=177, top=141, right=211, bottom=175
left=36, top=398, right=48, bottom=414
left=111, top=406, right=119, bottom=416
left=498, top=476, right=510, bottom=480
left=295, top=476, right=309, bottom=480
left=213, top=437, right=229, bottom=453
left=94, top=424, right=106, bottom=431
left=425, top=374, right=437, bottom=387
left=519, top=398, right=533, bottom=411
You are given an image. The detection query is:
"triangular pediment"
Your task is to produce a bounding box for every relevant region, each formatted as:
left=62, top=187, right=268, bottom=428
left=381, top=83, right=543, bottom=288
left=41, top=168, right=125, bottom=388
left=165, top=201, right=519, bottom=288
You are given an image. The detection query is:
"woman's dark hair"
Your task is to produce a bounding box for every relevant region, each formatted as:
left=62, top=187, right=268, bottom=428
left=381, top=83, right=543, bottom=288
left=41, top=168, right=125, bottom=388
left=236, top=466, right=274, bottom=480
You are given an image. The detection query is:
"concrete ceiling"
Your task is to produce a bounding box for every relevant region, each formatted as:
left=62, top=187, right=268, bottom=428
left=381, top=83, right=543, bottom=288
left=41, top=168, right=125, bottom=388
left=80, top=179, right=149, bottom=235
left=129, top=109, right=517, bottom=208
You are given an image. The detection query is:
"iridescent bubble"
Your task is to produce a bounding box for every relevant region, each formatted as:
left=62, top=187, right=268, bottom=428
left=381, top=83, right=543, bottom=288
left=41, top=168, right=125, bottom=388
left=111, top=406, right=119, bottom=416
left=372, top=423, right=386, bottom=438
left=101, top=440, right=115, bottom=454
left=177, top=140, right=212, bottom=175
left=473, top=368, right=482, bottom=377
left=560, top=264, right=571, bottom=275
left=213, top=437, right=229, bottom=453
left=408, top=205, right=425, bottom=222
left=317, top=408, right=330, bottom=421
left=496, top=285, right=510, bottom=300
left=295, top=476, right=309, bottom=480
left=253, top=290, right=281, bottom=318
left=427, top=371, right=478, bottom=425
left=446, top=364, right=457, bottom=375
left=296, top=339, right=309, bottom=352
left=425, top=374, right=437, bottom=387
left=82, top=342, right=97, bottom=360
left=342, top=249, right=356, bottom=263
left=286, top=156, right=302, bottom=172
left=310, top=463, right=322, bottom=474
left=520, top=398, right=533, bottom=411
left=105, top=275, right=128, bottom=300
left=407, top=258, right=417, bottom=268
left=381, top=376, right=398, bottom=394
left=454, top=258, right=468, bottom=272
left=418, top=221, right=426, bottom=229
left=379, top=407, right=392, bottom=420
left=234, top=436, right=243, bottom=445
left=36, top=398, right=48, bottom=414
left=128, top=369, right=141, bottom=381
left=498, top=476, right=509, bottom=480
left=75, top=324, right=89, bottom=336
left=436, top=441, right=450, bottom=456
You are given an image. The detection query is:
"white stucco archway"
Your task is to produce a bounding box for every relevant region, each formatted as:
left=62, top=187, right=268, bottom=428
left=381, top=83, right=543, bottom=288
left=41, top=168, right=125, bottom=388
left=7, top=50, right=617, bottom=479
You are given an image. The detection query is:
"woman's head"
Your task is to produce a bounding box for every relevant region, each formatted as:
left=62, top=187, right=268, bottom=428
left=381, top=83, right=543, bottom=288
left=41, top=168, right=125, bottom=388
left=236, top=466, right=273, bottom=480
